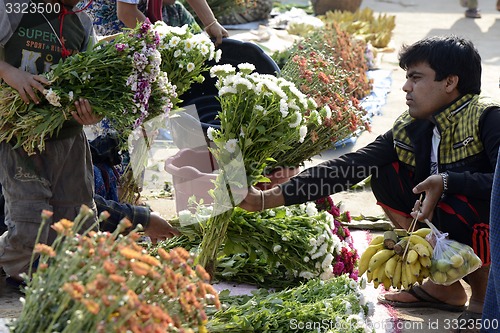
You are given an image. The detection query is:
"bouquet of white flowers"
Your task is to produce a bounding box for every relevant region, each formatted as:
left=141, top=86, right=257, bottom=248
left=196, top=63, right=318, bottom=274
left=152, top=21, right=221, bottom=98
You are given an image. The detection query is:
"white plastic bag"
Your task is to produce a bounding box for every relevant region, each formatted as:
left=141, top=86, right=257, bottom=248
left=426, top=220, right=482, bottom=285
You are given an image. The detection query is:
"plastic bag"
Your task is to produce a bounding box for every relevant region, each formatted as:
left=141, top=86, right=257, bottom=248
left=426, top=220, right=482, bottom=286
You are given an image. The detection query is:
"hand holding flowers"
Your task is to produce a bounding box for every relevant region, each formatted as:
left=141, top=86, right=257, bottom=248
left=0, top=20, right=174, bottom=155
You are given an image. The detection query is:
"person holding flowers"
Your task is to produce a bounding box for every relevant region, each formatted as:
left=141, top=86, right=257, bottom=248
left=85, top=0, right=228, bottom=44
left=0, top=0, right=101, bottom=283
left=240, top=35, right=500, bottom=328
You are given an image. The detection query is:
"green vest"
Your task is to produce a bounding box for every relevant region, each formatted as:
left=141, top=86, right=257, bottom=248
left=393, top=94, right=500, bottom=168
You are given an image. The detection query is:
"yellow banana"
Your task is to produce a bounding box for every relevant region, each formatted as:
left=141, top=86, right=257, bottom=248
left=405, top=261, right=416, bottom=286
left=411, top=228, right=432, bottom=238
left=406, top=249, right=419, bottom=264
left=366, top=270, right=373, bottom=283
left=369, top=234, right=385, bottom=245
left=412, top=243, right=431, bottom=258
left=358, top=243, right=384, bottom=276
left=408, top=234, right=434, bottom=255
left=419, top=255, right=432, bottom=268
left=401, top=262, right=409, bottom=289
left=392, top=259, right=403, bottom=289
left=382, top=275, right=392, bottom=291
left=420, top=266, right=430, bottom=279
left=368, top=249, right=396, bottom=273
left=384, top=254, right=399, bottom=279
left=377, top=261, right=388, bottom=282
left=409, top=261, right=421, bottom=277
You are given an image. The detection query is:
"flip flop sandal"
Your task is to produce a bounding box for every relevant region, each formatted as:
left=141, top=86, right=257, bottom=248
left=453, top=310, right=482, bottom=333
left=377, top=285, right=466, bottom=312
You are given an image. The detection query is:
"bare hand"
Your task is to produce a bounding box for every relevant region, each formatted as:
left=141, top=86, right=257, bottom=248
left=72, top=98, right=102, bottom=125
left=2, top=66, right=48, bottom=104
left=145, top=212, right=181, bottom=244
left=205, top=21, right=229, bottom=46
left=410, top=174, right=444, bottom=221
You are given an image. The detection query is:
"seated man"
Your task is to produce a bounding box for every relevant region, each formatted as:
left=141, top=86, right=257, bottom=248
left=240, top=35, right=500, bottom=329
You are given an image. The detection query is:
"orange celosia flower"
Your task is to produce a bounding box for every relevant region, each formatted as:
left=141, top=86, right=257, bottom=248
left=103, top=260, right=117, bottom=274
left=51, top=218, right=75, bottom=236
left=82, top=299, right=100, bottom=315
left=62, top=282, right=85, bottom=300
left=109, top=274, right=126, bottom=284
left=34, top=243, right=56, bottom=257
left=195, top=265, right=210, bottom=282
left=130, top=261, right=151, bottom=276
left=119, top=247, right=142, bottom=260
left=139, top=254, right=161, bottom=267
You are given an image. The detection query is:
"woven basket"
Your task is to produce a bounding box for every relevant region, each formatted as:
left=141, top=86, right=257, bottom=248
left=312, top=0, right=362, bottom=15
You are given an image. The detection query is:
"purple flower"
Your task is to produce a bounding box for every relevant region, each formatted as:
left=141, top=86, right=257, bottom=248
left=115, top=43, right=127, bottom=52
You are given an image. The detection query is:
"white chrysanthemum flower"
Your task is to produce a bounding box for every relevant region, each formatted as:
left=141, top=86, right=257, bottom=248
left=219, top=86, right=238, bottom=96
left=305, top=202, right=318, bottom=216
left=288, top=112, right=302, bottom=128
left=268, top=209, right=276, bottom=217
left=184, top=39, right=194, bottom=52
left=173, top=49, right=182, bottom=58
left=215, top=49, right=222, bottom=62
left=207, top=127, right=216, bottom=141
left=324, top=104, right=332, bottom=118
left=349, top=280, right=358, bottom=290
left=68, top=91, right=74, bottom=101
left=273, top=244, right=282, bottom=252
left=279, top=99, right=289, bottom=117
left=299, top=271, right=316, bottom=279
left=225, top=138, right=238, bottom=153
left=282, top=236, right=288, bottom=241
left=299, top=125, right=307, bottom=143
left=210, top=64, right=235, bottom=77
left=178, top=210, right=193, bottom=224
left=321, top=253, right=334, bottom=269
left=320, top=270, right=333, bottom=280
left=237, top=62, right=255, bottom=74
left=44, top=88, right=61, bottom=107
left=170, top=24, right=188, bottom=36
left=344, top=301, right=352, bottom=314
left=186, top=62, right=195, bottom=72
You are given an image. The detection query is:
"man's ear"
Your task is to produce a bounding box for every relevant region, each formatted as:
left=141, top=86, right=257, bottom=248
left=445, top=75, right=459, bottom=92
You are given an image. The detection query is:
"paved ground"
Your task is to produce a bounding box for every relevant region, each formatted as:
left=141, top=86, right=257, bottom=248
left=2, top=0, right=500, bottom=331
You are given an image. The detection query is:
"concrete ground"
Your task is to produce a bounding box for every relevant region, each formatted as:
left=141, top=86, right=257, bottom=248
left=2, top=0, right=499, bottom=331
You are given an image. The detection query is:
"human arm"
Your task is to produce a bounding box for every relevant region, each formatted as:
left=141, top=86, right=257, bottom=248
left=0, top=60, right=49, bottom=104
left=95, top=195, right=180, bottom=242
left=240, top=130, right=398, bottom=211
left=117, top=1, right=146, bottom=29
left=184, top=0, right=228, bottom=45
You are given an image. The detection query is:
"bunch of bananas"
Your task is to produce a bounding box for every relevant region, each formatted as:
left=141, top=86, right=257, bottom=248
left=358, top=228, right=434, bottom=290
left=429, top=239, right=482, bottom=285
